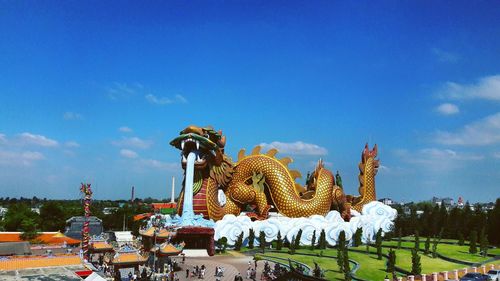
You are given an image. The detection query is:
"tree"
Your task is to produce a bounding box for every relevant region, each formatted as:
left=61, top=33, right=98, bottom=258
left=397, top=228, right=402, bottom=249
left=310, top=230, right=316, bottom=250
left=20, top=218, right=39, bottom=241
left=294, top=229, right=303, bottom=250
left=2, top=203, right=40, bottom=231
left=276, top=231, right=283, bottom=251
left=234, top=232, right=244, bottom=251
left=411, top=248, right=422, bottom=275
left=337, top=231, right=346, bottom=272
left=353, top=228, right=362, bottom=247
left=479, top=228, right=488, bottom=257
left=248, top=228, right=255, bottom=249
left=457, top=231, right=464, bottom=246
left=259, top=231, right=266, bottom=253
left=431, top=236, right=440, bottom=258
left=386, top=248, right=396, bottom=278
left=375, top=228, right=383, bottom=260
left=318, top=229, right=326, bottom=249
left=39, top=201, right=66, bottom=231
left=289, top=236, right=296, bottom=255
left=469, top=230, right=477, bottom=254
left=424, top=236, right=431, bottom=255
left=414, top=230, right=420, bottom=251
left=343, top=243, right=351, bottom=281
left=217, top=237, right=228, bottom=253
left=487, top=199, right=500, bottom=246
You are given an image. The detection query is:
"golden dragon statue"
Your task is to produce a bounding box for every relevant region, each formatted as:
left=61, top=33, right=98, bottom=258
left=170, top=125, right=379, bottom=221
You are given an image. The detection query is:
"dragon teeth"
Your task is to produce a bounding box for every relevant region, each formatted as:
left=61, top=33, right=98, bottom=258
left=196, top=140, right=200, bottom=150
left=181, top=140, right=185, bottom=150
left=210, top=150, right=216, bottom=157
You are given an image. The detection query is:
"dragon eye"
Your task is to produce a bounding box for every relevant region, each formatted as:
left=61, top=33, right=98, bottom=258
left=204, top=133, right=210, bottom=138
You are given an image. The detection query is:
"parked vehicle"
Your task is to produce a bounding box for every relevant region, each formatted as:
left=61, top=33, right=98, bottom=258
left=488, top=269, right=500, bottom=281
left=459, top=273, right=490, bottom=281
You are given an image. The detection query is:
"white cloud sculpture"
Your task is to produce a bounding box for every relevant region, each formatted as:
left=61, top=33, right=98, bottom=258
left=214, top=201, right=397, bottom=246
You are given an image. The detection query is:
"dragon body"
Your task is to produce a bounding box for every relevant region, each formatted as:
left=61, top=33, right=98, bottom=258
left=171, top=126, right=379, bottom=221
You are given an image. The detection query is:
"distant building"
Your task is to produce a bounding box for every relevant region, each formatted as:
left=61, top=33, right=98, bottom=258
left=379, top=198, right=395, bottom=205
left=64, top=216, right=103, bottom=240
left=457, top=197, right=464, bottom=208
left=102, top=207, right=119, bottom=215
left=432, top=197, right=455, bottom=209
left=0, top=207, right=7, bottom=218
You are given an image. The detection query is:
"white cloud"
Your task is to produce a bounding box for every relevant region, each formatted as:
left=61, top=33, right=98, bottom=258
left=63, top=111, right=83, bottom=120
left=0, top=150, right=44, bottom=166
left=493, top=152, right=500, bottom=159
left=0, top=133, right=6, bottom=144
left=120, top=149, right=138, bottom=159
left=18, top=133, right=59, bottom=147
left=394, top=148, right=483, bottom=172
left=259, top=141, right=328, bottom=156
left=438, top=74, right=500, bottom=101
left=431, top=48, right=459, bottom=63
left=140, top=158, right=178, bottom=171
left=434, top=112, right=500, bottom=146
left=436, top=103, right=459, bottom=115
left=119, top=126, right=133, bottom=133
left=65, top=141, right=80, bottom=148
left=112, top=136, right=152, bottom=149
left=107, top=82, right=141, bottom=100
left=175, top=94, right=188, bottom=103
left=145, top=94, right=188, bottom=105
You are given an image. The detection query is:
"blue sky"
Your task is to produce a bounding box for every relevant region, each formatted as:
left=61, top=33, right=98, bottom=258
left=0, top=1, right=499, bottom=202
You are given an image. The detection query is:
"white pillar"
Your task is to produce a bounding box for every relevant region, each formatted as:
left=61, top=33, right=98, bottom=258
left=421, top=274, right=426, bottom=281
left=453, top=269, right=458, bottom=281
left=432, top=272, right=437, bottom=281
left=472, top=267, right=477, bottom=273
left=481, top=265, right=486, bottom=274
left=442, top=271, right=448, bottom=280
left=170, top=176, right=175, bottom=203
left=491, top=264, right=495, bottom=270
left=408, top=275, right=414, bottom=281
left=463, top=268, right=468, bottom=274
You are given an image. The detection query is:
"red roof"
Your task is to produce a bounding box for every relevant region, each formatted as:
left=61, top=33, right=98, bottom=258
left=151, top=203, right=177, bottom=210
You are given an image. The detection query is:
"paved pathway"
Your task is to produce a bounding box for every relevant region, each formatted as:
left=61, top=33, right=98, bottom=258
left=169, top=252, right=271, bottom=281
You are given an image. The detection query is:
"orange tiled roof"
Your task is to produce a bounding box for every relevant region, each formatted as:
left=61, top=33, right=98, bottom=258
left=0, top=232, right=79, bottom=245
left=0, top=255, right=82, bottom=270
left=90, top=241, right=114, bottom=251
left=139, top=227, right=173, bottom=238
left=112, top=252, right=147, bottom=264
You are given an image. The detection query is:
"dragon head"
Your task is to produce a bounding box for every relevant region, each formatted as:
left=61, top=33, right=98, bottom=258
left=170, top=125, right=233, bottom=187
left=170, top=125, right=226, bottom=169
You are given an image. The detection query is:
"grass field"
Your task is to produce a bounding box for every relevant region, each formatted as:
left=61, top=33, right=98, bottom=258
left=350, top=245, right=464, bottom=273
left=382, top=240, right=492, bottom=263
left=245, top=240, right=499, bottom=281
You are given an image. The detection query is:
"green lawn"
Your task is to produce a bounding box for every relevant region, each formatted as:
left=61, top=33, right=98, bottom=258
left=247, top=244, right=497, bottom=281
left=382, top=240, right=492, bottom=263
left=350, top=245, right=464, bottom=273
left=257, top=248, right=394, bottom=281
left=489, top=248, right=500, bottom=255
